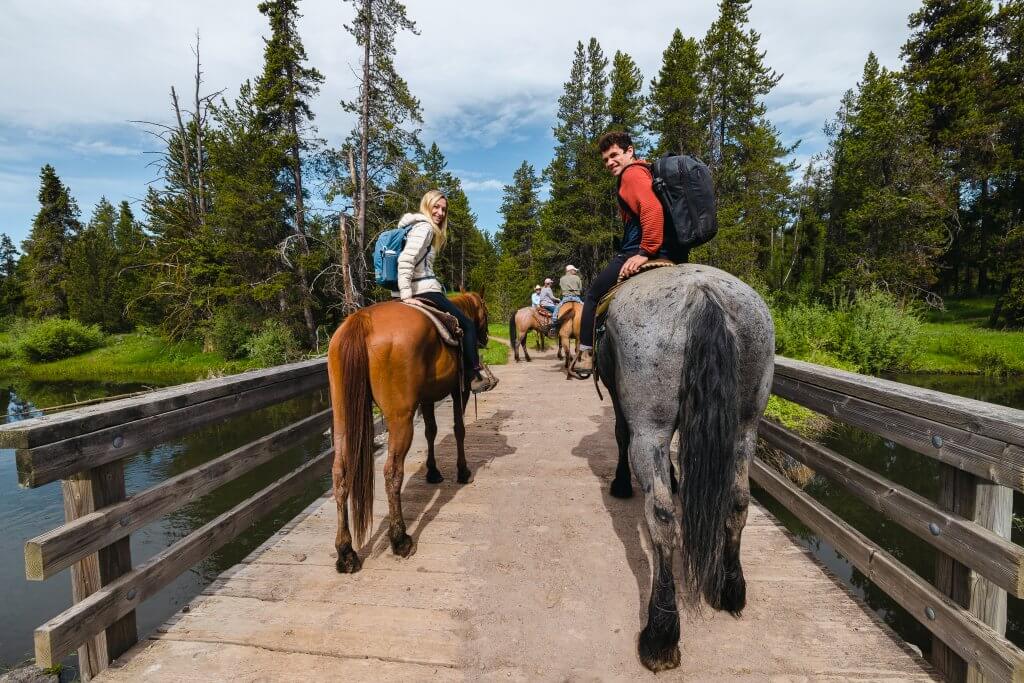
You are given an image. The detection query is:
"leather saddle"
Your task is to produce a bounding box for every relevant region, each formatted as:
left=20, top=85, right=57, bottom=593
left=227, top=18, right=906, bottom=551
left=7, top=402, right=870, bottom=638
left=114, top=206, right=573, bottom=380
left=401, top=299, right=463, bottom=347
left=595, top=259, right=676, bottom=320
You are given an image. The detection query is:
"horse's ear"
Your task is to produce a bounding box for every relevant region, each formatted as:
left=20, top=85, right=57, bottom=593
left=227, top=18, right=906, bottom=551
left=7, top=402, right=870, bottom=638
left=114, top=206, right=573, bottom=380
left=479, top=284, right=486, bottom=300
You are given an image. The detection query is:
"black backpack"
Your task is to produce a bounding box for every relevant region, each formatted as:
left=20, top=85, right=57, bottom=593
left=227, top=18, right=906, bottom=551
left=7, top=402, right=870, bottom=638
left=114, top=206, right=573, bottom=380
left=650, top=153, right=717, bottom=253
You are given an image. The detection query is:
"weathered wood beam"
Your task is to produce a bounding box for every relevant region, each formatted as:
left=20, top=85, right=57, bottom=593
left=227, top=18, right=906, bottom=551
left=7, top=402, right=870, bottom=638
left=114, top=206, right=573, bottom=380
left=26, top=410, right=332, bottom=581
left=772, top=373, right=1024, bottom=490
left=0, top=358, right=325, bottom=450
left=759, top=418, right=1024, bottom=598
left=774, top=356, right=1024, bottom=448
left=33, top=447, right=333, bottom=669
left=16, top=371, right=327, bottom=488
left=751, top=459, right=1024, bottom=683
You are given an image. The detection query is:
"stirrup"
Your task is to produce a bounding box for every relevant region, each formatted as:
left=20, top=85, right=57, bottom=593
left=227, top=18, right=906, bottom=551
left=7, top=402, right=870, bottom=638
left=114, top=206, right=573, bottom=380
left=471, top=365, right=499, bottom=393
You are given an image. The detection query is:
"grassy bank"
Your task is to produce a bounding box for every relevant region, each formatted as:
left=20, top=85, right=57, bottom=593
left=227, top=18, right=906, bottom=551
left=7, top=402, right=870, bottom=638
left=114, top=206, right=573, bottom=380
left=913, top=298, right=1024, bottom=374
left=0, top=331, right=256, bottom=384
left=0, top=327, right=508, bottom=386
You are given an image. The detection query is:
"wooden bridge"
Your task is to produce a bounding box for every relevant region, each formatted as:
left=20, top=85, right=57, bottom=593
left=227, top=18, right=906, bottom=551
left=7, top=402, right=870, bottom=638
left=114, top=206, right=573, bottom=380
left=5, top=346, right=1024, bottom=681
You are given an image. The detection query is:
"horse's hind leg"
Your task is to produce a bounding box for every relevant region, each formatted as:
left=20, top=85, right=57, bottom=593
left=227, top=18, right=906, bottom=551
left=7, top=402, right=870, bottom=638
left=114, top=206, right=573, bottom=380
left=716, top=425, right=756, bottom=615
left=630, top=426, right=681, bottom=672
left=609, top=391, right=633, bottom=498
left=384, top=412, right=416, bottom=558
left=332, top=458, right=361, bottom=573
left=422, top=401, right=443, bottom=484
left=452, top=389, right=471, bottom=484
left=521, top=333, right=532, bottom=362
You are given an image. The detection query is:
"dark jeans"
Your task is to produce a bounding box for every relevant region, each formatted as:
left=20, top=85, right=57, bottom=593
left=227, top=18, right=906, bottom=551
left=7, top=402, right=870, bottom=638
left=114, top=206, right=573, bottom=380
left=580, top=252, right=630, bottom=347
left=416, top=291, right=480, bottom=376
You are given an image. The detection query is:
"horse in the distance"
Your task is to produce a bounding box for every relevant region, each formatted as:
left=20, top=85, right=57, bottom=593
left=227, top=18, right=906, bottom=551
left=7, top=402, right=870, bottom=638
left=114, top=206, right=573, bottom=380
left=509, top=306, right=551, bottom=362
left=596, top=264, right=773, bottom=672
left=327, top=291, right=490, bottom=572
left=554, top=301, right=582, bottom=377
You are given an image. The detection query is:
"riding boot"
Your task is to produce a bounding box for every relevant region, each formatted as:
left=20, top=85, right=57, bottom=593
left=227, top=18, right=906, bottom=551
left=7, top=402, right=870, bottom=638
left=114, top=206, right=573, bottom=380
left=470, top=364, right=499, bottom=393
left=572, top=348, right=595, bottom=379
left=546, top=320, right=559, bottom=338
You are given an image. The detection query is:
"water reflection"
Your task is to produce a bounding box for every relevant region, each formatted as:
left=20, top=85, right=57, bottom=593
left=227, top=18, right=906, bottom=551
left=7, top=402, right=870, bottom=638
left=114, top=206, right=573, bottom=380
left=0, top=379, right=329, bottom=675
left=754, top=372, right=1024, bottom=657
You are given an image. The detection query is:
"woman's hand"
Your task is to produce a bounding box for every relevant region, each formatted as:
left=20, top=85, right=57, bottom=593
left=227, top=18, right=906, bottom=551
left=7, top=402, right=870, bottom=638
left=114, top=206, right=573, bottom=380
left=404, top=297, right=425, bottom=307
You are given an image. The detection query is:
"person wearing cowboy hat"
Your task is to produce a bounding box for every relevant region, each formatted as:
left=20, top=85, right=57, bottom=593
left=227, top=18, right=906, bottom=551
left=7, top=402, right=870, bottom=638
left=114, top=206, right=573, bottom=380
left=548, top=265, right=583, bottom=336
left=530, top=284, right=542, bottom=308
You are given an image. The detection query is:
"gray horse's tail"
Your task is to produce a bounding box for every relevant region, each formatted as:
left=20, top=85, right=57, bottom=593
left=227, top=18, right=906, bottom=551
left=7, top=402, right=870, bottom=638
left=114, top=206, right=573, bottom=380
left=679, top=286, right=739, bottom=608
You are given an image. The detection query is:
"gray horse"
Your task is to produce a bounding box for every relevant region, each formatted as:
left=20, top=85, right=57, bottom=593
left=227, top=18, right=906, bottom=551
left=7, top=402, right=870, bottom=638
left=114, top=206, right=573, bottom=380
left=596, top=263, right=774, bottom=672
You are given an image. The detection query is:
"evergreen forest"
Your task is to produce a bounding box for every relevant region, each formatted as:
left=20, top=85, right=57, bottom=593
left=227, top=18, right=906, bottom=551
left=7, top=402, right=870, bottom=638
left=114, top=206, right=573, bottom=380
left=5, top=0, right=1024, bottom=369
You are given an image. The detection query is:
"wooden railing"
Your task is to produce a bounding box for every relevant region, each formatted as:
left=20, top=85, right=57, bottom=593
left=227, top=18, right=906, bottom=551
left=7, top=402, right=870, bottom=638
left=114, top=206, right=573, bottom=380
left=755, top=356, right=1024, bottom=683
left=0, top=359, right=334, bottom=680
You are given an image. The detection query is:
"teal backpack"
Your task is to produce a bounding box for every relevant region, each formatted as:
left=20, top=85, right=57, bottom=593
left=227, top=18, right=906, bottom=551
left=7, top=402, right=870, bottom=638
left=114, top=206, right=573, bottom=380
left=373, top=221, right=430, bottom=290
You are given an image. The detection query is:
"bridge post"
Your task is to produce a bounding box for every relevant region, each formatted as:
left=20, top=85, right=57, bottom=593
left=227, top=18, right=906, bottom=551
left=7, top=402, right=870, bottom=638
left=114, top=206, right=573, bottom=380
left=61, top=461, right=138, bottom=680
left=932, top=465, right=1012, bottom=683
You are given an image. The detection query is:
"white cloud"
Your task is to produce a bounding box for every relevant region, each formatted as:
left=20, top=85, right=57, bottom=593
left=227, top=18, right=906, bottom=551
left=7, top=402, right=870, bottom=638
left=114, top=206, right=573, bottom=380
left=459, top=178, right=504, bottom=192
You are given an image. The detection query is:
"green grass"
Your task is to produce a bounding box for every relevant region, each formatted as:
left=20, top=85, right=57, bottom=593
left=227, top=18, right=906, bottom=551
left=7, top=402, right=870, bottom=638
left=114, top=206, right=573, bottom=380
left=911, top=295, right=1024, bottom=375
left=0, top=331, right=256, bottom=384
left=481, top=338, right=509, bottom=365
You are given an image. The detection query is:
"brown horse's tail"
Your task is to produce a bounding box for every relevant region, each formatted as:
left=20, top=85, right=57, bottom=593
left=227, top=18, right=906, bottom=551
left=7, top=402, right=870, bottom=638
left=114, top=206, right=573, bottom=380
left=508, top=312, right=518, bottom=352
left=328, top=311, right=375, bottom=547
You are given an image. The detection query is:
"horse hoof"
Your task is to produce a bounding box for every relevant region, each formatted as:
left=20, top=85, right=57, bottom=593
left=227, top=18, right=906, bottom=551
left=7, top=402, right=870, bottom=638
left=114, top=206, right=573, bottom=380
left=457, top=468, right=472, bottom=484
left=390, top=533, right=416, bottom=558
left=335, top=544, right=362, bottom=574
left=426, top=469, right=444, bottom=484
left=637, top=625, right=681, bottom=672
left=610, top=478, right=633, bottom=499
left=716, top=572, right=746, bottom=616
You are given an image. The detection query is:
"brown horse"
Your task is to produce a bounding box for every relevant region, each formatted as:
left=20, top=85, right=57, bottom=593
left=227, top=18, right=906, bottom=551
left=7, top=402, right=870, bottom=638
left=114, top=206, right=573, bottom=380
left=327, top=291, right=490, bottom=572
left=508, top=306, right=550, bottom=362
left=555, top=301, right=582, bottom=377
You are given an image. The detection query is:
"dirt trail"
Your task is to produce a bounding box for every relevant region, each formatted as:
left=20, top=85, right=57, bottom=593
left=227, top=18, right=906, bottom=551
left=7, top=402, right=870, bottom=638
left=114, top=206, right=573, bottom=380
left=99, top=347, right=935, bottom=681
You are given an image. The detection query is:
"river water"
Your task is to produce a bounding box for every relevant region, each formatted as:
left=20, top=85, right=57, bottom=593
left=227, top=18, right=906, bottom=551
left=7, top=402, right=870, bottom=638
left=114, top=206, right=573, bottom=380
left=753, top=372, right=1024, bottom=656
left=0, top=379, right=330, bottom=674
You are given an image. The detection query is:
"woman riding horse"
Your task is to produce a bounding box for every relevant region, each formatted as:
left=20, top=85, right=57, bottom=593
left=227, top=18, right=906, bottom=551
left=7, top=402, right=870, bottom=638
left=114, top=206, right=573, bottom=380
left=327, top=190, right=496, bottom=572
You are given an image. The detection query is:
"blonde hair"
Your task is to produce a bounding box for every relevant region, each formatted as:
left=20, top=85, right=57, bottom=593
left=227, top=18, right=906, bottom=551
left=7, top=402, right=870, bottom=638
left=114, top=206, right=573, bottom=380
left=419, top=190, right=448, bottom=251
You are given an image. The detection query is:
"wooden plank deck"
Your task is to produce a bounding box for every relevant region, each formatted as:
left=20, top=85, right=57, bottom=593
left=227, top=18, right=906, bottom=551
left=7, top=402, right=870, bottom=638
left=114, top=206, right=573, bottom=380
left=96, top=348, right=936, bottom=681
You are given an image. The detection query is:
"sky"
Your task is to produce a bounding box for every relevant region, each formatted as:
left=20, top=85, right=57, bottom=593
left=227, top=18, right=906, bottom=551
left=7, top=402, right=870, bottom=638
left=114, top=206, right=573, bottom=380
left=0, top=0, right=922, bottom=246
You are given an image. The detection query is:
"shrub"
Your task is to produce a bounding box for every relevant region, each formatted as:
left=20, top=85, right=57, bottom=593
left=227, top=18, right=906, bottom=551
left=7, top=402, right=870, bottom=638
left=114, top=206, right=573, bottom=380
left=833, top=290, right=922, bottom=374
left=18, top=318, right=105, bottom=362
left=205, top=309, right=251, bottom=360
left=244, top=320, right=300, bottom=366
left=0, top=342, right=14, bottom=360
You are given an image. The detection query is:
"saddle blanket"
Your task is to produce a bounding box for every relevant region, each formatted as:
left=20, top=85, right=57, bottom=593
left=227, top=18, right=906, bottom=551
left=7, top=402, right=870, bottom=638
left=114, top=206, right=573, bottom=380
left=401, top=299, right=462, bottom=347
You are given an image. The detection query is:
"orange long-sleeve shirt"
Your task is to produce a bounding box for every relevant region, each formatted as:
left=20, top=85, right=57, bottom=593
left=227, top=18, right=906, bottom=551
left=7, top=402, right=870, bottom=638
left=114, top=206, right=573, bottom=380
left=618, top=162, right=664, bottom=256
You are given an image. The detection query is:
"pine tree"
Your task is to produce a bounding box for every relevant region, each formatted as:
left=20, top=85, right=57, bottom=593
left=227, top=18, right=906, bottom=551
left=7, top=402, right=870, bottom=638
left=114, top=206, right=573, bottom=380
left=608, top=50, right=648, bottom=154
left=542, top=39, right=616, bottom=281
left=901, top=0, right=996, bottom=296
left=648, top=30, right=703, bottom=158
left=341, top=0, right=423, bottom=301
left=67, top=198, right=124, bottom=330
left=694, top=0, right=793, bottom=277
left=495, top=161, right=543, bottom=316
left=0, top=234, right=23, bottom=316
left=255, top=0, right=324, bottom=344
left=113, top=201, right=153, bottom=326
left=825, top=53, right=950, bottom=292
left=22, top=165, right=80, bottom=317
left=988, top=0, right=1024, bottom=325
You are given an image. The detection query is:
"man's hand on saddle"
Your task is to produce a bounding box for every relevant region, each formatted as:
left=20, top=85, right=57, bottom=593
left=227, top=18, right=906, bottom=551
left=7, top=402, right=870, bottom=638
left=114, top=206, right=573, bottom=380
left=619, top=254, right=649, bottom=278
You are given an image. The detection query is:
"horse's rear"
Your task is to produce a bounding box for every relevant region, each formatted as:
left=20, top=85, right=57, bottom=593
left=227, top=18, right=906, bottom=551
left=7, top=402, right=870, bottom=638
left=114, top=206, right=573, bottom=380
left=557, top=301, right=582, bottom=376
left=327, top=300, right=465, bottom=573
left=597, top=264, right=774, bottom=671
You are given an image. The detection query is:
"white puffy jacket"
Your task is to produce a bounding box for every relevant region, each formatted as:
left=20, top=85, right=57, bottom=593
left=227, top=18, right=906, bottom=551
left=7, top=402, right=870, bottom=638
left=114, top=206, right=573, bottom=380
left=395, top=212, right=443, bottom=300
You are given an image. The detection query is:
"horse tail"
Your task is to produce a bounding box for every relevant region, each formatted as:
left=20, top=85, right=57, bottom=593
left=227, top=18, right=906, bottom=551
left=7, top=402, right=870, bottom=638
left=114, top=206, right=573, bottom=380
left=328, top=311, right=375, bottom=547
left=508, top=312, right=518, bottom=352
left=679, top=286, right=739, bottom=608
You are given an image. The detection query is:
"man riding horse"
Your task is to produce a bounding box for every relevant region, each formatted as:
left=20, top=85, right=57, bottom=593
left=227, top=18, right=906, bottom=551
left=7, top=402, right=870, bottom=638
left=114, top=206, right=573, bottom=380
left=572, top=130, right=688, bottom=378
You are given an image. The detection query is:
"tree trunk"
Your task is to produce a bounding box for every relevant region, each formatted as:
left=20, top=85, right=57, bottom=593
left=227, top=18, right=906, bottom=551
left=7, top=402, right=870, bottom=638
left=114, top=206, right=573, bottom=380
left=357, top=0, right=372, bottom=296
left=988, top=274, right=1012, bottom=329
left=286, top=59, right=317, bottom=348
